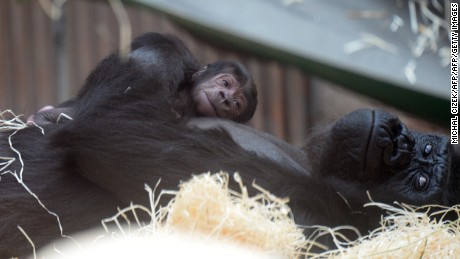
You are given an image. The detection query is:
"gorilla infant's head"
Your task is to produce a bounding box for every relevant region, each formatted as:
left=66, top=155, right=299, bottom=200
left=305, top=109, right=457, bottom=212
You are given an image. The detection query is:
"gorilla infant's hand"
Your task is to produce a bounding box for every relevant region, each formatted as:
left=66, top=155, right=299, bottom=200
left=27, top=106, right=74, bottom=126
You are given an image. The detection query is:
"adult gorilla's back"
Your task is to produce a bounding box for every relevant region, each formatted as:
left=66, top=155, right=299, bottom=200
left=0, top=105, right=317, bottom=257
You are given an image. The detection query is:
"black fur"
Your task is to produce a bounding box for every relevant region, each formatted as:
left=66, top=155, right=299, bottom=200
left=44, top=33, right=257, bottom=124
left=0, top=33, right=457, bottom=257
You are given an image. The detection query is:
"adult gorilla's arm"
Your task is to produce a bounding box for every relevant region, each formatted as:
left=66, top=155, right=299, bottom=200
left=49, top=103, right=356, bottom=233
left=73, top=35, right=196, bottom=117
left=51, top=106, right=295, bottom=200
left=29, top=33, right=201, bottom=124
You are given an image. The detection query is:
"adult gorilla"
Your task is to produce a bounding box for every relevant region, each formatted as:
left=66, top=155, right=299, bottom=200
left=0, top=38, right=458, bottom=258
left=1, top=107, right=457, bottom=257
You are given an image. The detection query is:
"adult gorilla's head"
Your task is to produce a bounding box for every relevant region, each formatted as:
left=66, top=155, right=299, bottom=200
left=305, top=109, right=457, bottom=209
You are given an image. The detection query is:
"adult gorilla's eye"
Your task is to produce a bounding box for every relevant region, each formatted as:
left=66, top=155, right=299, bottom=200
left=222, top=80, right=230, bottom=88
left=423, top=144, right=433, bottom=156
left=414, top=173, right=429, bottom=191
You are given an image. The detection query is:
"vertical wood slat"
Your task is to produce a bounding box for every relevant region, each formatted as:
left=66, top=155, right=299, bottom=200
left=94, top=2, right=118, bottom=61
left=0, top=1, right=13, bottom=111
left=284, top=67, right=310, bottom=145
left=65, top=2, right=80, bottom=99
left=1, top=1, right=57, bottom=116
left=246, top=58, right=264, bottom=131
left=72, top=1, right=99, bottom=99
left=9, top=2, right=25, bottom=112
left=263, top=61, right=285, bottom=140
left=11, top=2, right=35, bottom=115
left=0, top=0, right=311, bottom=144
left=31, top=2, right=55, bottom=110
left=138, top=6, right=161, bottom=33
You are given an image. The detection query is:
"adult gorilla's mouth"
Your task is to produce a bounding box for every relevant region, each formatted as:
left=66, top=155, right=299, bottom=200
left=321, top=109, right=376, bottom=180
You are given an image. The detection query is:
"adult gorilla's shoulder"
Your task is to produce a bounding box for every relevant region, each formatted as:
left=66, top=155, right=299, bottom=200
left=186, top=117, right=309, bottom=176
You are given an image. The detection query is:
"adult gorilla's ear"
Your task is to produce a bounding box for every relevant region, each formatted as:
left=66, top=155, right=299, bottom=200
left=192, top=65, right=208, bottom=81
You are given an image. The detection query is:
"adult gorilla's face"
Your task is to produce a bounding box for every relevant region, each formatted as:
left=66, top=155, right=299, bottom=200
left=306, top=109, right=458, bottom=207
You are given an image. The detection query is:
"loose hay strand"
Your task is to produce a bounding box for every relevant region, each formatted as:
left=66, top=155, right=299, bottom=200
left=101, top=204, right=153, bottom=236
left=108, top=0, right=131, bottom=59
left=99, top=172, right=460, bottom=258
left=324, top=203, right=460, bottom=258
left=0, top=110, right=78, bottom=252
left=163, top=172, right=308, bottom=257
left=101, top=172, right=308, bottom=258
left=31, top=169, right=460, bottom=258
left=18, top=226, right=36, bottom=259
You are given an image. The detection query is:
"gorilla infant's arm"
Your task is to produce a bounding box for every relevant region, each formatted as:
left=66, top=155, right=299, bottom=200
left=29, top=33, right=258, bottom=125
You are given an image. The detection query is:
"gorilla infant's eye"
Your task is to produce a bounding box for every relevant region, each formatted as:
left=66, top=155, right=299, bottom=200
left=414, top=173, right=429, bottom=191
left=222, top=80, right=230, bottom=87
left=233, top=99, right=240, bottom=109
left=423, top=144, right=433, bottom=156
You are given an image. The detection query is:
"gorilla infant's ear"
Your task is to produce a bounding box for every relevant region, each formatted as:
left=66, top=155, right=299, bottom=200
left=191, top=66, right=208, bottom=81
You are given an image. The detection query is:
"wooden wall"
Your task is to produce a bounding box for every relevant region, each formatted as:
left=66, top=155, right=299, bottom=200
left=0, top=0, right=311, bottom=145
left=1, top=0, right=445, bottom=145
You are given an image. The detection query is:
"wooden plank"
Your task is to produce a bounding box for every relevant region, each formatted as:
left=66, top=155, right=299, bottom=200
left=0, top=1, right=13, bottom=111
left=263, top=61, right=285, bottom=139
left=284, top=67, right=309, bottom=145
left=1, top=0, right=315, bottom=142
left=10, top=2, right=34, bottom=115
left=65, top=1, right=81, bottom=99
left=67, top=1, right=98, bottom=99
left=245, top=58, right=264, bottom=131
left=128, top=0, right=450, bottom=126
left=94, top=1, right=119, bottom=60
left=138, top=5, right=160, bottom=33
left=31, top=2, right=56, bottom=110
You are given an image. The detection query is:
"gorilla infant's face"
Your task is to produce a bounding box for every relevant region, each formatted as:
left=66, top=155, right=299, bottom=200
left=306, top=109, right=458, bottom=207
left=192, top=73, right=248, bottom=120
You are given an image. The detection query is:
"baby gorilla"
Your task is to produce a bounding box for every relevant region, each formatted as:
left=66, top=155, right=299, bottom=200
left=28, top=33, right=257, bottom=125
left=176, top=60, right=255, bottom=121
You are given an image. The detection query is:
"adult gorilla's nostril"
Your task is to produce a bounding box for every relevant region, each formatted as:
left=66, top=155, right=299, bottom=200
left=382, top=123, right=414, bottom=168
